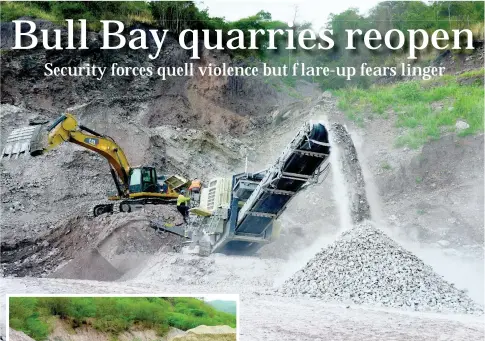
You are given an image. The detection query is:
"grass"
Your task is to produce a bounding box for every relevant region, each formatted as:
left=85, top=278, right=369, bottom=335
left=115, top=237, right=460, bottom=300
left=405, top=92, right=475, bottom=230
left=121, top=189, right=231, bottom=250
left=0, top=2, right=58, bottom=22
left=335, top=68, right=484, bottom=148
left=0, top=1, right=155, bottom=30
left=9, top=297, right=236, bottom=341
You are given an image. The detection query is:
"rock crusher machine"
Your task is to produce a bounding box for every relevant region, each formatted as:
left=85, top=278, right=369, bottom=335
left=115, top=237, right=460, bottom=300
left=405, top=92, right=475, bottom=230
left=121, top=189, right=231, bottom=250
left=186, top=121, right=331, bottom=255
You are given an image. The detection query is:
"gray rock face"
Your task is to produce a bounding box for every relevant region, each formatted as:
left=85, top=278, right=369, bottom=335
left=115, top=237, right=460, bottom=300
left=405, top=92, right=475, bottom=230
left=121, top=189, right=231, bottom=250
left=279, top=222, right=483, bottom=314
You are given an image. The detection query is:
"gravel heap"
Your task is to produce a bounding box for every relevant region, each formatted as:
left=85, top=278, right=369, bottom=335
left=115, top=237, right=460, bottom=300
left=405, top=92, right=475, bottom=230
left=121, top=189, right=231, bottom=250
left=279, top=222, right=483, bottom=314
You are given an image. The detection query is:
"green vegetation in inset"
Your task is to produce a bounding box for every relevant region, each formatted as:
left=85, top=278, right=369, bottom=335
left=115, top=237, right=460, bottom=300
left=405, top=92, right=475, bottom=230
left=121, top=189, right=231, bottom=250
left=335, top=69, right=484, bottom=148
left=9, top=297, right=236, bottom=341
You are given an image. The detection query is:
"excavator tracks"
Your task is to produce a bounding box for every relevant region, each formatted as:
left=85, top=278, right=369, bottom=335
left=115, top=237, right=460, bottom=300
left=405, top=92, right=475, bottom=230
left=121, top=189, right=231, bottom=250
left=90, top=198, right=178, bottom=217
left=91, top=201, right=115, bottom=217
left=118, top=198, right=177, bottom=213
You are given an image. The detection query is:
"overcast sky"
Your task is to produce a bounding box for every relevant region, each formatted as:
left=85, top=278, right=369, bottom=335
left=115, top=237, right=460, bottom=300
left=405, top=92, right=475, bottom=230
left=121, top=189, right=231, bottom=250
left=203, top=294, right=238, bottom=301
left=197, top=0, right=381, bottom=29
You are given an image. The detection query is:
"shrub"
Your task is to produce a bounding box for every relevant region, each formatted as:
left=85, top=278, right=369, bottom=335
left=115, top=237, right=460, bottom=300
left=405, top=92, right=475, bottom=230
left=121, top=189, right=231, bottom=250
left=24, top=315, right=49, bottom=341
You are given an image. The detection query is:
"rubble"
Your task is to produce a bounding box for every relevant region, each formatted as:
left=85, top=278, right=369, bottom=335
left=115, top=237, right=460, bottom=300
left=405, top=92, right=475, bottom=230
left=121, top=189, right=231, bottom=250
left=279, top=222, right=483, bottom=314
left=170, top=325, right=236, bottom=341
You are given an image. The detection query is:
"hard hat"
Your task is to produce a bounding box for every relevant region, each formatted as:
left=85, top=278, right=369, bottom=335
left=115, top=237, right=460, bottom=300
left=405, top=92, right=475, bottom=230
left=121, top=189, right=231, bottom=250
left=180, top=189, right=186, bottom=194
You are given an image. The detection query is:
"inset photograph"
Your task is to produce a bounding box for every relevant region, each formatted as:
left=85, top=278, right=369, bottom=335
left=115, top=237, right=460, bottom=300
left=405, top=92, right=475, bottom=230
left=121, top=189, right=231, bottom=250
left=8, top=295, right=237, bottom=341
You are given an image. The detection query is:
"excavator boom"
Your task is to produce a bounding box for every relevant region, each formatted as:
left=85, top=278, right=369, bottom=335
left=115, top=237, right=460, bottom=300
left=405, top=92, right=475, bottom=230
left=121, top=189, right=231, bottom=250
left=44, top=114, right=131, bottom=195
left=3, top=113, right=132, bottom=197
left=32, top=114, right=132, bottom=196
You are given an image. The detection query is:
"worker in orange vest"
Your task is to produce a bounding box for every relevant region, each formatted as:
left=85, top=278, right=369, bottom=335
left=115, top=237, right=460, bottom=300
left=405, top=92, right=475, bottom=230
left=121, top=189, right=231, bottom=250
left=188, top=179, right=201, bottom=207
left=188, top=179, right=201, bottom=193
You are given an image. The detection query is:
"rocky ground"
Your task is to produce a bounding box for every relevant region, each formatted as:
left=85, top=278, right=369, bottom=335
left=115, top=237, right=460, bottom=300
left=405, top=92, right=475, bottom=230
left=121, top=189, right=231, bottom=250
left=8, top=330, right=34, bottom=341
left=2, top=277, right=484, bottom=341
left=171, top=325, right=236, bottom=341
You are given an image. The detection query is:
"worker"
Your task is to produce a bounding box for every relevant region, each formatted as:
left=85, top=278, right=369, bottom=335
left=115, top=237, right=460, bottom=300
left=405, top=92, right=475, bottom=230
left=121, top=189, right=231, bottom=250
left=188, top=179, right=201, bottom=193
left=176, top=190, right=190, bottom=223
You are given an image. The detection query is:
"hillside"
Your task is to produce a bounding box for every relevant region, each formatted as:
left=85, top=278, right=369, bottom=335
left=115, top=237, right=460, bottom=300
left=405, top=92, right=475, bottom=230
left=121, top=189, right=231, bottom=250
left=337, top=67, right=484, bottom=148
left=9, top=297, right=236, bottom=341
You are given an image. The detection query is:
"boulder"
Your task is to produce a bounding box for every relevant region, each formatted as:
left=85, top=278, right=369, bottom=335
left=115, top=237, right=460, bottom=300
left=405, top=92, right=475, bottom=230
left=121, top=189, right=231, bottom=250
left=455, top=120, right=470, bottom=131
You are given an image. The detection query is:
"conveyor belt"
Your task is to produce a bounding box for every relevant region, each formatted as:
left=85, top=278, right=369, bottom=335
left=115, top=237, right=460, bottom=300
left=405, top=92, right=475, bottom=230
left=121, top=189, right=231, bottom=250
left=235, top=121, right=330, bottom=235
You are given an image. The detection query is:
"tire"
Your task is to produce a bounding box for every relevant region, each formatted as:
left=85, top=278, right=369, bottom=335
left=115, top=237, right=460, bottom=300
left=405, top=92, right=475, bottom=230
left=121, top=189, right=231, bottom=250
left=119, top=202, right=132, bottom=213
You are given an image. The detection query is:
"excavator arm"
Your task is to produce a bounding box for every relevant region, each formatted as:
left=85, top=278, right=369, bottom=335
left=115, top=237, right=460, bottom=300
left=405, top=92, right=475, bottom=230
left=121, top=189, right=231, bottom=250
left=34, top=113, right=132, bottom=197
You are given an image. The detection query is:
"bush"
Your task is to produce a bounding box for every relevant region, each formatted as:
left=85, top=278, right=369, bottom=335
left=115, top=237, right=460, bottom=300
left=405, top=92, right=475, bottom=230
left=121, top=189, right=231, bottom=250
left=92, top=316, right=130, bottom=334
left=9, top=298, right=37, bottom=321
left=8, top=298, right=49, bottom=341
left=24, top=315, right=49, bottom=341
left=167, top=312, right=200, bottom=330
left=67, top=298, right=96, bottom=327
left=335, top=68, right=484, bottom=148
left=38, top=297, right=71, bottom=318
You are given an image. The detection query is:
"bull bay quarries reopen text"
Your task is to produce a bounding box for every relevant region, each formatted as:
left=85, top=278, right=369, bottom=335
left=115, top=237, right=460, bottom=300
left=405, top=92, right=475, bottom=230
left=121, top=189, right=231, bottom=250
left=12, top=19, right=476, bottom=60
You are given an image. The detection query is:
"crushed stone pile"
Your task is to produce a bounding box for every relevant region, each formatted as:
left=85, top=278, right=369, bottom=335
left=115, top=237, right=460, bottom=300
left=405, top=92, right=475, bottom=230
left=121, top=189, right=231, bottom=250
left=49, top=249, right=122, bottom=281
left=279, top=222, right=483, bottom=314
left=170, top=325, right=236, bottom=341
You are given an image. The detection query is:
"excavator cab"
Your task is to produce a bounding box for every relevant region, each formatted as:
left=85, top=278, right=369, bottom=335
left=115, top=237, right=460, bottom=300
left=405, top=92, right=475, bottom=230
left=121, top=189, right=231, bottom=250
left=128, top=166, right=160, bottom=194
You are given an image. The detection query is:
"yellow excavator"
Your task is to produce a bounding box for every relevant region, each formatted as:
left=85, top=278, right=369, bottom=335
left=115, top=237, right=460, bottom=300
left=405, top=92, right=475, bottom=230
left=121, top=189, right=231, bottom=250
left=3, top=113, right=190, bottom=216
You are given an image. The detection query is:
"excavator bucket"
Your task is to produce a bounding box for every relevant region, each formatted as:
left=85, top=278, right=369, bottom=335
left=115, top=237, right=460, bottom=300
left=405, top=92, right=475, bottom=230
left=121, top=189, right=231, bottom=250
left=1, top=125, right=45, bottom=160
